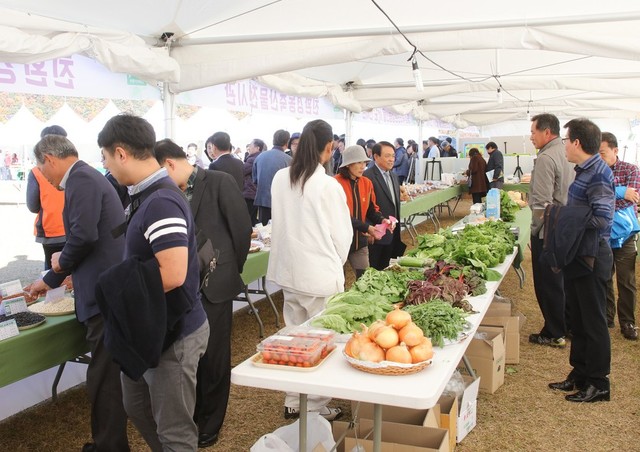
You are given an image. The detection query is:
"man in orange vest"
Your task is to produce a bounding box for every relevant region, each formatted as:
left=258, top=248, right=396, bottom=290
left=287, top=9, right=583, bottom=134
left=26, top=125, right=67, bottom=269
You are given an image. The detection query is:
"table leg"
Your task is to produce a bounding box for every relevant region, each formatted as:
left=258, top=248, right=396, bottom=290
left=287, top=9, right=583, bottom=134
left=262, top=276, right=282, bottom=328
left=300, top=393, right=308, bottom=452
left=244, top=285, right=265, bottom=337
left=373, top=403, right=382, bottom=452
left=451, top=195, right=462, bottom=214
left=51, top=362, right=66, bottom=402
left=512, top=265, right=525, bottom=289
left=461, top=355, right=477, bottom=379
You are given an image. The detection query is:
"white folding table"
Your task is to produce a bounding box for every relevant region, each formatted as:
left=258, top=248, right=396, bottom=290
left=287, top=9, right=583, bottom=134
left=232, top=250, right=516, bottom=451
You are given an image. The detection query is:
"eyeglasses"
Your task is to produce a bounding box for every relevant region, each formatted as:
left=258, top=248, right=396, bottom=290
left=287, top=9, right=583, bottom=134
left=561, top=138, right=571, bottom=144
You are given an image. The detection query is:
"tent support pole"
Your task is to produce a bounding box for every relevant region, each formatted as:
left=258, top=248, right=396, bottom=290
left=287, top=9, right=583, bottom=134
left=416, top=119, right=424, bottom=183
left=162, top=82, right=175, bottom=140
left=345, top=110, right=353, bottom=146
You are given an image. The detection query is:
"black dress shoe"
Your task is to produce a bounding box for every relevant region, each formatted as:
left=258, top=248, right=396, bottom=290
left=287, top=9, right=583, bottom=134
left=565, top=385, right=610, bottom=403
left=198, top=432, right=219, bottom=448
left=548, top=379, right=583, bottom=392
left=81, top=443, right=97, bottom=452
left=621, top=323, right=638, bottom=340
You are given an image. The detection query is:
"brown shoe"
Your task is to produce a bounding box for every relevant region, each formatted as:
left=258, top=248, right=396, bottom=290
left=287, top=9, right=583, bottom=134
left=621, top=323, right=638, bottom=340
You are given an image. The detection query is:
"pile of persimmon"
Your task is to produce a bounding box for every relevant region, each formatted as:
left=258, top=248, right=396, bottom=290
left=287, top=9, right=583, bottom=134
left=344, top=306, right=434, bottom=364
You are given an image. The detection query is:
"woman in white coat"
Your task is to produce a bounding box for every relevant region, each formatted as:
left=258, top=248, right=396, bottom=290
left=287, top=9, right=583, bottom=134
left=267, top=119, right=352, bottom=421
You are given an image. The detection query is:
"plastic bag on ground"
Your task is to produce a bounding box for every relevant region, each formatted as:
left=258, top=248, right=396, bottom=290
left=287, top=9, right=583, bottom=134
left=250, top=412, right=336, bottom=452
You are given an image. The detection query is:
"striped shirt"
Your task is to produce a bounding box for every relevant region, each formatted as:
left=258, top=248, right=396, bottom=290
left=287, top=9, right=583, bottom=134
left=567, top=154, right=615, bottom=239
left=610, top=158, right=640, bottom=211
left=125, top=174, right=206, bottom=338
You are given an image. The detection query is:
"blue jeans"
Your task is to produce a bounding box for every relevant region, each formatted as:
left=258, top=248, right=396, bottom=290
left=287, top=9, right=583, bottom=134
left=121, top=321, right=210, bottom=451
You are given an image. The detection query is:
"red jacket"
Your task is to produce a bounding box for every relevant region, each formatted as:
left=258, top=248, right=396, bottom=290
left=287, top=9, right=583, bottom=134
left=335, top=174, right=384, bottom=250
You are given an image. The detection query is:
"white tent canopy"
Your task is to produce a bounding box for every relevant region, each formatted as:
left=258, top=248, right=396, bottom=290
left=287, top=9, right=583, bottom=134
left=1, top=0, right=640, bottom=126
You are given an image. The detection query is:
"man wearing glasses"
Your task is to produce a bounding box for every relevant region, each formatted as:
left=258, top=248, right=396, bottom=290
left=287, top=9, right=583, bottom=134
left=528, top=113, right=575, bottom=347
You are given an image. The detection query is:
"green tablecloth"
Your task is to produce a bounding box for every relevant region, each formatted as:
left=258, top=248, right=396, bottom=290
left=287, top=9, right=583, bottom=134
left=241, top=250, right=269, bottom=285
left=0, top=251, right=272, bottom=389
left=503, top=183, right=530, bottom=194
left=511, top=207, right=532, bottom=269
left=0, top=314, right=88, bottom=388
left=400, top=185, right=463, bottom=218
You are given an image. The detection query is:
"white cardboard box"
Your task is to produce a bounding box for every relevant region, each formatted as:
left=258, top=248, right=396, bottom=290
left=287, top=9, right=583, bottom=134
left=457, top=376, right=480, bottom=443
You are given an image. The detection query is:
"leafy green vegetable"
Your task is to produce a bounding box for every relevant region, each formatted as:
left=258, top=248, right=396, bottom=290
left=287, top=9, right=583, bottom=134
left=409, top=221, right=516, bottom=280
left=403, top=301, right=468, bottom=347
left=309, top=291, right=395, bottom=333
left=499, top=189, right=520, bottom=222
left=398, top=256, right=434, bottom=267
left=353, top=267, right=423, bottom=303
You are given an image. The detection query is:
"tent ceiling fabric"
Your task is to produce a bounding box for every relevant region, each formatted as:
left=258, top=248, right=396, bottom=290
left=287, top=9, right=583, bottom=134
left=1, top=0, right=640, bottom=125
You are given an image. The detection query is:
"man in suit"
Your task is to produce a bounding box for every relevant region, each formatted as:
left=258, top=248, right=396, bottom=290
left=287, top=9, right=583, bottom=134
left=364, top=140, right=406, bottom=269
left=26, top=134, right=129, bottom=452
left=207, top=131, right=244, bottom=191
left=252, top=129, right=292, bottom=225
left=154, top=139, right=252, bottom=448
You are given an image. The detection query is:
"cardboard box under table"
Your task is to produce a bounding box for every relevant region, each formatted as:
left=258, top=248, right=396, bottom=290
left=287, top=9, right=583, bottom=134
left=458, top=329, right=505, bottom=394
left=334, top=411, right=449, bottom=452
left=333, top=397, right=461, bottom=452
left=456, top=376, right=480, bottom=443
left=481, top=315, right=519, bottom=364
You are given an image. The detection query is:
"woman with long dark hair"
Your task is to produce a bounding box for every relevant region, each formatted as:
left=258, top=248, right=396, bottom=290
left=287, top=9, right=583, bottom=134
left=267, top=119, right=352, bottom=421
left=467, top=147, right=489, bottom=204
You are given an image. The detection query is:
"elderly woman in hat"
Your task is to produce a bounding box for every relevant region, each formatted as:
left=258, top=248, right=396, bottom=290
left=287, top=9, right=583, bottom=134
left=335, top=145, right=391, bottom=279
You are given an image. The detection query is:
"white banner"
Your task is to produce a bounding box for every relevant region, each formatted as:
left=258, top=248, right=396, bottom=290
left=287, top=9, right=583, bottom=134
left=0, top=55, right=160, bottom=100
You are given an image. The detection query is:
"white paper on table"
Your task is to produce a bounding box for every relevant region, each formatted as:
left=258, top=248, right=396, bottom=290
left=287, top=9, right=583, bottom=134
left=45, top=286, right=66, bottom=304
left=486, top=169, right=495, bottom=181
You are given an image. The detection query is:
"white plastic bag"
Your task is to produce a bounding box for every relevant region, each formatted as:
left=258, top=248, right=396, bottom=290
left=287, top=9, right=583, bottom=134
left=250, top=412, right=336, bottom=452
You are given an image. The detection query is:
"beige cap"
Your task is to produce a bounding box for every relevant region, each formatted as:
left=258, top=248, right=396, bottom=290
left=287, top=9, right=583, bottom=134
left=339, top=145, right=370, bottom=168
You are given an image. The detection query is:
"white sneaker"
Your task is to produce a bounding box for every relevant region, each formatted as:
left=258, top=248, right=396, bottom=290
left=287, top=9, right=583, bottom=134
left=314, top=406, right=342, bottom=421
left=283, top=406, right=342, bottom=421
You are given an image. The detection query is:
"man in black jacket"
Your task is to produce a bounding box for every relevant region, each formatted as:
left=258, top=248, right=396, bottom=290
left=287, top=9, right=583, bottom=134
left=207, top=131, right=244, bottom=191
left=485, top=141, right=504, bottom=189
left=155, top=139, right=252, bottom=448
left=27, top=134, right=129, bottom=452
left=364, top=141, right=406, bottom=269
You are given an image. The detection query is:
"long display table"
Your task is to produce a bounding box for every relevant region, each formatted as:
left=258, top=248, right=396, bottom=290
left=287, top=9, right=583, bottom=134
left=0, top=313, right=88, bottom=389
left=400, top=185, right=463, bottom=240
left=0, top=250, right=276, bottom=391
left=231, top=250, right=517, bottom=451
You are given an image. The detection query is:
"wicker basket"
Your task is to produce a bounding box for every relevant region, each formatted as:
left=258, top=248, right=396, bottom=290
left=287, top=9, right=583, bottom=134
left=343, top=351, right=432, bottom=376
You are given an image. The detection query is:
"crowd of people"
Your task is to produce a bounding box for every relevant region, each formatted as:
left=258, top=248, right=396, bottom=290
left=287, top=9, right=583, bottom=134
left=13, top=110, right=638, bottom=451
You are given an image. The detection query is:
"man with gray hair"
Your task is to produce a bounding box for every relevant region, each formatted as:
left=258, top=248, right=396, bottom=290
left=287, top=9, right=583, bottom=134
left=528, top=113, right=575, bottom=348
left=26, top=134, right=129, bottom=452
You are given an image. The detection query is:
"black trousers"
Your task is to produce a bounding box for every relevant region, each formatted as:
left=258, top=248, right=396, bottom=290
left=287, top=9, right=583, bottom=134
left=531, top=235, right=568, bottom=338
left=85, top=315, right=130, bottom=451
left=194, top=300, right=233, bottom=436
left=471, top=192, right=486, bottom=204
left=245, top=198, right=259, bottom=226
left=565, top=241, right=613, bottom=391
left=258, top=206, right=271, bottom=226
left=42, top=242, right=65, bottom=270
left=368, top=243, right=393, bottom=270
